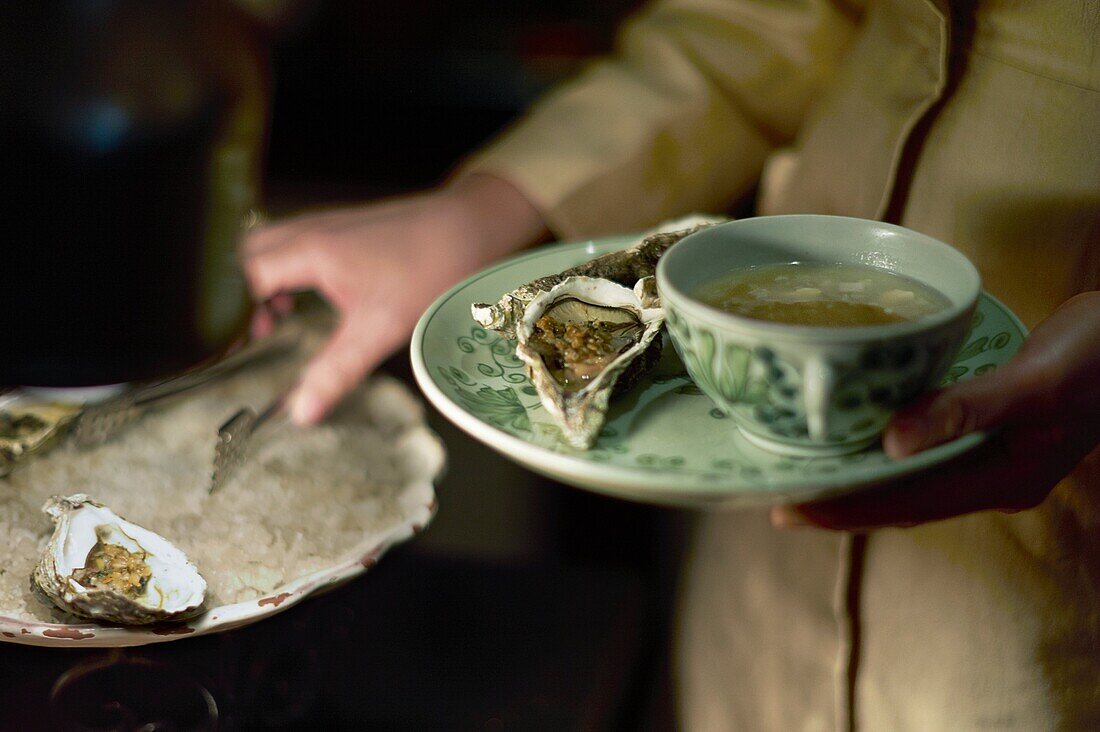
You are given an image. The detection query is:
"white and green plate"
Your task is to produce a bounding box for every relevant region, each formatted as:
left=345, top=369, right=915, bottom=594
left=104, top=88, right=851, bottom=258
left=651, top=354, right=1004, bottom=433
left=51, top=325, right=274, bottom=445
left=411, top=235, right=1028, bottom=509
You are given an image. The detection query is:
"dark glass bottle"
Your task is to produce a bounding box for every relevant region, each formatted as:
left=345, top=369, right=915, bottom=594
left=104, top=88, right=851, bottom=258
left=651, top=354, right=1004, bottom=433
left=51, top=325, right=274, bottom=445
left=1, top=1, right=268, bottom=386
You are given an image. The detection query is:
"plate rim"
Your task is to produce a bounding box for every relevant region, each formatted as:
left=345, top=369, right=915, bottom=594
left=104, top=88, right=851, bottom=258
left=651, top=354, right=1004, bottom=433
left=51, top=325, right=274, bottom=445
left=411, top=235, right=1028, bottom=507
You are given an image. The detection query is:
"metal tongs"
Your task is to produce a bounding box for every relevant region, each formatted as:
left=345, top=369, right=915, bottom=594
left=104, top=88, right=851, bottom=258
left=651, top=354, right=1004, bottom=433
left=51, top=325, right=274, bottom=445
left=209, top=390, right=291, bottom=494
left=71, top=332, right=298, bottom=449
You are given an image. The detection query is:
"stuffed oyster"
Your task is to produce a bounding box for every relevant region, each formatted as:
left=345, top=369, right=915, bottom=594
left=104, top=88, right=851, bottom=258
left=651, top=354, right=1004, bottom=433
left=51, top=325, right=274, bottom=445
left=32, top=494, right=206, bottom=625
left=516, top=276, right=664, bottom=449
left=472, top=220, right=717, bottom=449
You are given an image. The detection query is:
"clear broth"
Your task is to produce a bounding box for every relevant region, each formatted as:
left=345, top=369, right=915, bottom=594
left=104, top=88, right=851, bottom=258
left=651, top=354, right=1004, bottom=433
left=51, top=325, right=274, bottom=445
left=692, top=263, right=950, bottom=327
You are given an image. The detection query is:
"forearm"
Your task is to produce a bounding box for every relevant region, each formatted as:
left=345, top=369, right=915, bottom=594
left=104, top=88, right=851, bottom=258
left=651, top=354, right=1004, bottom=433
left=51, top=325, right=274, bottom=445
left=441, top=173, right=550, bottom=265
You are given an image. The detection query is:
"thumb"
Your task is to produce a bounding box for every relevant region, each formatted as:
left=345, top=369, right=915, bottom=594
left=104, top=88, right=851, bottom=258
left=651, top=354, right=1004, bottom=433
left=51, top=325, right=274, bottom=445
left=883, top=360, right=1039, bottom=459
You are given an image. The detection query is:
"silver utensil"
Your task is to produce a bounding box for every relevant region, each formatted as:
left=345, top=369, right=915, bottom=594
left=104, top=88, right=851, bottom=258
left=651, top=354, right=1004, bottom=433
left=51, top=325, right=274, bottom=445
left=210, top=391, right=291, bottom=494
left=72, top=332, right=298, bottom=449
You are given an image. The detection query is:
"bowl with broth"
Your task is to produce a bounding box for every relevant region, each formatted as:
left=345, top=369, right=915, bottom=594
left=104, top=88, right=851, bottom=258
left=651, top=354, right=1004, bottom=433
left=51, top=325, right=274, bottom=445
left=656, top=216, right=981, bottom=455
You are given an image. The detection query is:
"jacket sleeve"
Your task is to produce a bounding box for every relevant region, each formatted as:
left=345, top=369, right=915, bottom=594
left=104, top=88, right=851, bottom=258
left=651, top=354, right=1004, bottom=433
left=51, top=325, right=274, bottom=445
left=456, top=0, right=866, bottom=238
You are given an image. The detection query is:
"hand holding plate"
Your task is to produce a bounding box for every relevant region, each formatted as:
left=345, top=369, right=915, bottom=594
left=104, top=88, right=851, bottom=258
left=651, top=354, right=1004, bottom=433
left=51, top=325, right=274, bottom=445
left=773, top=291, right=1100, bottom=529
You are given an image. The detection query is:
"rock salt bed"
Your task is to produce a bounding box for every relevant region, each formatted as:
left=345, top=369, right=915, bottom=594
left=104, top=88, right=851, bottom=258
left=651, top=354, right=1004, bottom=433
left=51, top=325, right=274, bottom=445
left=0, top=327, right=437, bottom=624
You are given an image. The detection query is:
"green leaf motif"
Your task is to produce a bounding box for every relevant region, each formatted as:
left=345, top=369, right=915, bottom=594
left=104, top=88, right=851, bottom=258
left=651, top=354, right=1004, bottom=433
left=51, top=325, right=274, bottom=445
left=449, top=367, right=476, bottom=386
left=453, top=384, right=531, bottom=434
left=940, top=365, right=968, bottom=384
left=673, top=322, right=720, bottom=400
left=635, top=454, right=687, bottom=469
left=715, top=343, right=752, bottom=402
left=529, top=422, right=572, bottom=450
left=956, top=336, right=989, bottom=362
left=744, top=377, right=770, bottom=404
left=460, top=326, right=528, bottom=379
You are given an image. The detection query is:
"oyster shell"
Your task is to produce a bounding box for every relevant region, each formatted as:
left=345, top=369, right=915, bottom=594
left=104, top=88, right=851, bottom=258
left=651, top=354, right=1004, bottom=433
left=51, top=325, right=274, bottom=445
left=32, top=495, right=206, bottom=625
left=472, top=218, right=717, bottom=340
left=0, top=400, right=81, bottom=477
left=516, top=276, right=664, bottom=449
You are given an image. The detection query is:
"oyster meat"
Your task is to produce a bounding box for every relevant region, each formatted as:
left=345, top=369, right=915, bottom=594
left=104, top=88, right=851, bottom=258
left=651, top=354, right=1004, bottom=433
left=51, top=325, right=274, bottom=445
left=32, top=495, right=206, bottom=625
left=516, top=276, right=664, bottom=449
left=472, top=218, right=717, bottom=340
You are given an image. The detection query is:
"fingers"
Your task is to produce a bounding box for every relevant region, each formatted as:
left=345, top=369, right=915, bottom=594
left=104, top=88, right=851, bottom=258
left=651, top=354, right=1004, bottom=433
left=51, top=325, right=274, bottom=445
left=287, top=310, right=402, bottom=425
left=243, top=242, right=326, bottom=301
left=242, top=207, right=378, bottom=257
left=769, top=449, right=1009, bottom=530
left=884, top=291, right=1100, bottom=459
left=268, top=293, right=296, bottom=316
left=773, top=424, right=1087, bottom=531
left=882, top=354, right=1046, bottom=459
left=241, top=218, right=308, bottom=257
left=770, top=291, right=1100, bottom=531
left=771, top=452, right=1009, bottom=530
left=883, top=374, right=1015, bottom=458
left=249, top=294, right=297, bottom=341
left=250, top=303, right=277, bottom=340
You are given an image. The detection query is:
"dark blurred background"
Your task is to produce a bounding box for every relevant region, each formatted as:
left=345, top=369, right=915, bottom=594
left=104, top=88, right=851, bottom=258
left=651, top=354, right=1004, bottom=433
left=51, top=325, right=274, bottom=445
left=264, top=0, right=640, bottom=205
left=1, top=1, right=702, bottom=729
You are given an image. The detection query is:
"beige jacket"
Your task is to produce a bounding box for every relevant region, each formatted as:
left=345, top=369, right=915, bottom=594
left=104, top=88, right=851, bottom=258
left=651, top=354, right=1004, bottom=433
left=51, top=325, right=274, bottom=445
left=463, top=0, right=1100, bottom=729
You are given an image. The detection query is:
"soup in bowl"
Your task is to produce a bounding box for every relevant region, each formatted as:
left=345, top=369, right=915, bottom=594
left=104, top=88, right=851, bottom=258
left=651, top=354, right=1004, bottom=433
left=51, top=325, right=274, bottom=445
left=656, top=215, right=981, bottom=455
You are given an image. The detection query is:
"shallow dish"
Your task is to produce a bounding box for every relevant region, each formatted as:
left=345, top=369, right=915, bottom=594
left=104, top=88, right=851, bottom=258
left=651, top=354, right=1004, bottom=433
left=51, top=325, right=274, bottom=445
left=411, top=234, right=1027, bottom=509
left=0, top=375, right=442, bottom=648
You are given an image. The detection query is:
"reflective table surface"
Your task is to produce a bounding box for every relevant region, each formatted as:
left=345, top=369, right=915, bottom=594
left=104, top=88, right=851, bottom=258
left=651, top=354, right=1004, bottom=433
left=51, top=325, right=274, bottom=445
left=1, top=549, right=655, bottom=731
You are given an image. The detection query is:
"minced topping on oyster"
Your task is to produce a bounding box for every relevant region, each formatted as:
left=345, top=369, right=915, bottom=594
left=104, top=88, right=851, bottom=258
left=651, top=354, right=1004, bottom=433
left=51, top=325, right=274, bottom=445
left=71, top=528, right=153, bottom=598
left=529, top=311, right=644, bottom=393
left=32, top=495, right=206, bottom=625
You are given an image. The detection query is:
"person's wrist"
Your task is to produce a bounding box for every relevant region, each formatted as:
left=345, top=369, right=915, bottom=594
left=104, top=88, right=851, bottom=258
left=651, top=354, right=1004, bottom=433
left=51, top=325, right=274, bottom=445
left=440, top=173, right=548, bottom=263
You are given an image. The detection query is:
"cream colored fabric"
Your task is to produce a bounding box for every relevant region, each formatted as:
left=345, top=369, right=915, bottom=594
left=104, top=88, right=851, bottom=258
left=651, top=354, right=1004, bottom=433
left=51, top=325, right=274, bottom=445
left=462, top=0, right=867, bottom=238
left=462, top=0, right=1100, bottom=729
left=675, top=511, right=851, bottom=731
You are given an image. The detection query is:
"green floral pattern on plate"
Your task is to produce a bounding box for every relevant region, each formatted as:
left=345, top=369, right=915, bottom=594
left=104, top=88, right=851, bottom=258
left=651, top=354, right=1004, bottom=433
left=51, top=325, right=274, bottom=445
left=412, top=236, right=1029, bottom=506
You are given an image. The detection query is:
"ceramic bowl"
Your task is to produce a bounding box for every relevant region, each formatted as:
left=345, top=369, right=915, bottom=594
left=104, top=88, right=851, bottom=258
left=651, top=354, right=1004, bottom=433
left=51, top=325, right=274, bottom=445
left=657, top=215, right=981, bottom=455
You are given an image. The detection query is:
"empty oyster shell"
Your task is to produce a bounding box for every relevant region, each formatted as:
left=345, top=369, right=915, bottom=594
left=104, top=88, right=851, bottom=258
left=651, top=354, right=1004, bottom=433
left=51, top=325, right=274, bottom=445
left=32, top=495, right=206, bottom=625
left=473, top=218, right=716, bottom=340
left=516, top=276, right=664, bottom=449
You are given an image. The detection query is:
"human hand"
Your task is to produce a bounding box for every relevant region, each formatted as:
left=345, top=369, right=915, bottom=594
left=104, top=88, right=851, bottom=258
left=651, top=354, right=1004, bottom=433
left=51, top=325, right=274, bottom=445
left=772, top=291, right=1100, bottom=530
left=242, top=174, right=547, bottom=424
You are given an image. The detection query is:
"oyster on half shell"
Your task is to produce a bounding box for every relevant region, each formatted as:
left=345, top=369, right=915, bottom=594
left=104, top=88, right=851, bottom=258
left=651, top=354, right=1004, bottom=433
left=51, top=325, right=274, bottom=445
left=516, top=276, right=664, bottom=449
left=472, top=219, right=716, bottom=340
left=32, top=495, right=206, bottom=625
